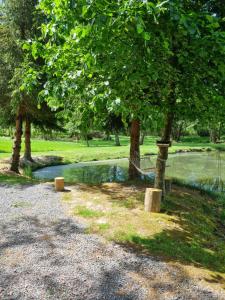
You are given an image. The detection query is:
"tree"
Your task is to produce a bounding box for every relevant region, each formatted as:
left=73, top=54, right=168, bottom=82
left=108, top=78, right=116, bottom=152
left=26, top=0, right=170, bottom=179
left=1, top=0, right=62, bottom=170
left=24, top=0, right=225, bottom=186
left=153, top=1, right=225, bottom=197
left=0, top=0, right=39, bottom=172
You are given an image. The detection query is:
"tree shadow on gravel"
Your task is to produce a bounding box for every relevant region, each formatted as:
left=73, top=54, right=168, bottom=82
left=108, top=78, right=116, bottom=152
left=0, top=216, right=84, bottom=254
left=97, top=257, right=219, bottom=300
left=0, top=213, right=222, bottom=299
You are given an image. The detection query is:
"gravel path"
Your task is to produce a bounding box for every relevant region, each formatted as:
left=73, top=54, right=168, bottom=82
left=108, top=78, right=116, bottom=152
left=0, top=183, right=224, bottom=300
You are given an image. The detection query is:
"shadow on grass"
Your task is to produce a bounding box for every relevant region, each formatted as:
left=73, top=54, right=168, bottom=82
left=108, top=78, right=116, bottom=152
left=78, top=183, right=225, bottom=275
left=122, top=190, right=225, bottom=274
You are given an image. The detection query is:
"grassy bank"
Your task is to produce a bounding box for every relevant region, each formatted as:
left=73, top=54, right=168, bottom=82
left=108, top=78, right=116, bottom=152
left=0, top=172, right=37, bottom=185
left=63, top=182, right=225, bottom=290
left=1, top=135, right=224, bottom=163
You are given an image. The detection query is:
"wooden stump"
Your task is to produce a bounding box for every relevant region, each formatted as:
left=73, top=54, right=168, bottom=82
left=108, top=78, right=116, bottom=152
left=145, top=188, right=162, bottom=213
left=55, top=177, right=65, bottom=191
left=165, top=178, right=172, bottom=194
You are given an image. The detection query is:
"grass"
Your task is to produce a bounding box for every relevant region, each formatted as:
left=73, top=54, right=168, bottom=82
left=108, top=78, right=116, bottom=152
left=0, top=172, right=37, bottom=185
left=64, top=182, right=225, bottom=289
left=74, top=205, right=105, bottom=218
left=1, top=135, right=224, bottom=163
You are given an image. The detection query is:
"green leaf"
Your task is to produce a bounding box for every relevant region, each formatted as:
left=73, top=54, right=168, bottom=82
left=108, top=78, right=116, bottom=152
left=82, top=6, right=89, bottom=17
left=137, top=24, right=144, bottom=34
left=143, top=32, right=151, bottom=40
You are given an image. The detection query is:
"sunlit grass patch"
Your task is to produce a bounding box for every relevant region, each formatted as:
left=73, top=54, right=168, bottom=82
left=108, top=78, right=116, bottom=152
left=74, top=205, right=105, bottom=218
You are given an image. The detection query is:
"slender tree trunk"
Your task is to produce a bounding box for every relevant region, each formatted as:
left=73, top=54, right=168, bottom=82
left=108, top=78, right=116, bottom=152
left=114, top=131, right=121, bottom=146
left=172, top=122, right=183, bottom=142
left=210, top=129, right=218, bottom=143
left=8, top=127, right=13, bottom=138
left=129, top=119, right=140, bottom=180
left=176, top=123, right=183, bottom=142
left=155, top=35, right=178, bottom=198
left=10, top=112, right=23, bottom=173
left=154, top=111, right=174, bottom=198
left=139, top=131, right=146, bottom=145
left=86, top=134, right=90, bottom=147
left=104, top=132, right=111, bottom=141
left=218, top=123, right=222, bottom=142
left=24, top=116, right=33, bottom=161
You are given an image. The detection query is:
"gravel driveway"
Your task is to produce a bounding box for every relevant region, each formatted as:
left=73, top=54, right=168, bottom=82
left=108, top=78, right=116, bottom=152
left=0, top=183, right=224, bottom=300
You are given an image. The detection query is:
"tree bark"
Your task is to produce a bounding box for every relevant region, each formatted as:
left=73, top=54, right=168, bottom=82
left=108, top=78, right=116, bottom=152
left=129, top=119, right=140, bottom=180
left=10, top=112, right=23, bottom=173
left=24, top=116, right=33, bottom=161
left=114, top=131, right=121, bottom=146
left=154, top=111, right=174, bottom=198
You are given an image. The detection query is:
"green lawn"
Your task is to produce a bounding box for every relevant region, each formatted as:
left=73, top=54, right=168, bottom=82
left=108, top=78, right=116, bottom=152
left=0, top=135, right=225, bottom=162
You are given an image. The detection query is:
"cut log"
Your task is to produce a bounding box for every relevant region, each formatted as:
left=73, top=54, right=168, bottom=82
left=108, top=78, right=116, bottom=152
left=55, top=177, right=65, bottom=191
left=144, top=188, right=162, bottom=213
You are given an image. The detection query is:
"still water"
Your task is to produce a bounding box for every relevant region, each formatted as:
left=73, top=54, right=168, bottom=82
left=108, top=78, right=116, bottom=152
left=33, top=152, right=225, bottom=192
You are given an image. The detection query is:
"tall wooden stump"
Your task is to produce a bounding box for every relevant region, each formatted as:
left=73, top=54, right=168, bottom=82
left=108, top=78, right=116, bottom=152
left=154, top=142, right=170, bottom=200
left=55, top=177, right=65, bottom=191
left=145, top=188, right=162, bottom=213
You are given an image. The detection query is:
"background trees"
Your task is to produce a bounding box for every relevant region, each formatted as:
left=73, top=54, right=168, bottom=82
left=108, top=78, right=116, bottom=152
left=0, top=0, right=39, bottom=172
left=0, top=0, right=62, bottom=171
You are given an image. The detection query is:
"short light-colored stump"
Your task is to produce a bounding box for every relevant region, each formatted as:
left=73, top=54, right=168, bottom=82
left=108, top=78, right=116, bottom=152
left=145, top=188, right=162, bottom=213
left=55, top=177, right=65, bottom=192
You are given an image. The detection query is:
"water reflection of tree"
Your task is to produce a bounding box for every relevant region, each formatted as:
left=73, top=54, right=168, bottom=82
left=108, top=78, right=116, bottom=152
left=63, top=164, right=128, bottom=184
left=167, top=152, right=225, bottom=192
left=213, top=151, right=224, bottom=192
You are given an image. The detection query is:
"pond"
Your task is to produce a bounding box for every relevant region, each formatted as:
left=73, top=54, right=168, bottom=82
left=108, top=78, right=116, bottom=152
left=33, top=151, right=225, bottom=192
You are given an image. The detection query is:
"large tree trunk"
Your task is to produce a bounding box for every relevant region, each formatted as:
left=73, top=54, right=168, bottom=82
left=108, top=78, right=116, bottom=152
left=129, top=119, right=140, bottom=180
left=114, top=131, right=121, bottom=146
left=10, top=112, right=23, bottom=173
left=24, top=116, right=33, bottom=161
left=154, top=111, right=174, bottom=198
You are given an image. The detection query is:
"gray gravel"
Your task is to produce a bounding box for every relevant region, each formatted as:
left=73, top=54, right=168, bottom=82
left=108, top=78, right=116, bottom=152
left=0, top=183, right=224, bottom=300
